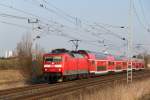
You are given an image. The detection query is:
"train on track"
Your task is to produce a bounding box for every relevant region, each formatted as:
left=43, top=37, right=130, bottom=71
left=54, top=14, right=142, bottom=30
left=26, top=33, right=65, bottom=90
left=43, top=49, right=145, bottom=83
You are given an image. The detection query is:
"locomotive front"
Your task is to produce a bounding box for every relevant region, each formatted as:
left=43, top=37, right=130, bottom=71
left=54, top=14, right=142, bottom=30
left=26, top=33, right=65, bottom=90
left=43, top=54, right=64, bottom=82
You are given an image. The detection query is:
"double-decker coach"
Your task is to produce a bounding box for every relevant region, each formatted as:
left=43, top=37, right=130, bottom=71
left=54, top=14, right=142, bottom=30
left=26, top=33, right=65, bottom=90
left=87, top=51, right=115, bottom=74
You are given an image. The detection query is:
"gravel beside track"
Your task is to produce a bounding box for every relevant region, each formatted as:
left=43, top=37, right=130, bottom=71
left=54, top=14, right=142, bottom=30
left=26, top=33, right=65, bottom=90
left=0, top=70, right=149, bottom=100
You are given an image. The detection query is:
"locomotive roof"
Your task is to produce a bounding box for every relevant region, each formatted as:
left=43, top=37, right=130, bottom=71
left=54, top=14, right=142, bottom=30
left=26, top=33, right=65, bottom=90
left=45, top=49, right=126, bottom=60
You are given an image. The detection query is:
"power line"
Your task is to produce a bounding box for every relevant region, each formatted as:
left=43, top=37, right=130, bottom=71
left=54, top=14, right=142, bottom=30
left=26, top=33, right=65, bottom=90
left=0, top=3, right=59, bottom=26
left=0, top=13, right=37, bottom=21
left=28, top=1, right=128, bottom=42
left=41, top=0, right=128, bottom=29
left=26, top=0, right=77, bottom=25
left=0, top=1, right=126, bottom=49
left=94, top=23, right=126, bottom=41
left=0, top=13, right=27, bottom=20
left=138, top=0, right=150, bottom=26
left=0, top=3, right=37, bottom=18
left=0, top=2, right=88, bottom=40
left=35, top=0, right=125, bottom=32
left=133, top=1, right=148, bottom=31
left=41, top=0, right=76, bottom=20
left=77, top=19, right=127, bottom=42
left=0, top=20, right=29, bottom=29
left=41, top=0, right=82, bottom=26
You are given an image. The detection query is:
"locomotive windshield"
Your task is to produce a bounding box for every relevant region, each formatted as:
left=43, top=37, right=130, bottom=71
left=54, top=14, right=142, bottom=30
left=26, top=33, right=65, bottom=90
left=45, top=56, right=62, bottom=62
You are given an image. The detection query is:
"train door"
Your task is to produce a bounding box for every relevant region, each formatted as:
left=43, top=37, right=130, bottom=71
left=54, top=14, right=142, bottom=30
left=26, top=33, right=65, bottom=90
left=88, top=59, right=96, bottom=75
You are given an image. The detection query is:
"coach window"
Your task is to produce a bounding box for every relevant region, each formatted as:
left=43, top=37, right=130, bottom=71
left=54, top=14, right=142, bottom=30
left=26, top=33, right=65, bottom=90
left=123, top=62, right=127, bottom=66
left=108, top=61, right=114, bottom=66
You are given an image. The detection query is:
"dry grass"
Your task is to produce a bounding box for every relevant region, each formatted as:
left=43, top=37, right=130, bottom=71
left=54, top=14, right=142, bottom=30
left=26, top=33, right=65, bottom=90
left=49, top=78, right=150, bottom=100
left=0, top=70, right=27, bottom=90
left=0, top=58, right=20, bottom=69
left=0, top=81, right=28, bottom=91
left=0, top=56, right=43, bottom=82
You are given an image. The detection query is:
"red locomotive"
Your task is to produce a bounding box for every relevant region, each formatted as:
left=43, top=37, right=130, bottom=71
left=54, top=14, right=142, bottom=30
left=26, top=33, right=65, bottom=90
left=43, top=49, right=145, bottom=83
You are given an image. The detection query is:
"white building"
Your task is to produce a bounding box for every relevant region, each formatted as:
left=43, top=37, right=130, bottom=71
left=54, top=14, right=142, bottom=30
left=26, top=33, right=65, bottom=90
left=5, top=50, right=13, bottom=58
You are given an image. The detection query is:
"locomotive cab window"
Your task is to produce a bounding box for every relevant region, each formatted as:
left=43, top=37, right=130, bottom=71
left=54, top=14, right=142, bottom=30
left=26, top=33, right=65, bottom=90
left=73, top=54, right=84, bottom=58
left=45, top=56, right=62, bottom=62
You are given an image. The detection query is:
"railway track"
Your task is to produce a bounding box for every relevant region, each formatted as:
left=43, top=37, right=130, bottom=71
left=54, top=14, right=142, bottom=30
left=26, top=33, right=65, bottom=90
left=0, top=70, right=150, bottom=100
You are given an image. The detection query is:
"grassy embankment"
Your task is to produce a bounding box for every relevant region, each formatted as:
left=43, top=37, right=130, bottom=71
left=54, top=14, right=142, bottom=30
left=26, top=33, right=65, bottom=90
left=0, top=57, right=43, bottom=90
left=49, top=78, right=150, bottom=100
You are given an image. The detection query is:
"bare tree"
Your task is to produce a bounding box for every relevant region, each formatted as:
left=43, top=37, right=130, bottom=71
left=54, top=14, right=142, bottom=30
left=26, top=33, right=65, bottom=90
left=16, top=33, right=45, bottom=81
left=16, top=33, right=32, bottom=57
left=16, top=33, right=32, bottom=80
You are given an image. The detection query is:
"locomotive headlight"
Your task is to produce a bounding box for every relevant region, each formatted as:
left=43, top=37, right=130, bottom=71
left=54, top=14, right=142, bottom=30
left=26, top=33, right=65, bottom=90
left=58, top=68, right=61, bottom=71
left=44, top=65, right=51, bottom=68
left=55, top=65, right=62, bottom=68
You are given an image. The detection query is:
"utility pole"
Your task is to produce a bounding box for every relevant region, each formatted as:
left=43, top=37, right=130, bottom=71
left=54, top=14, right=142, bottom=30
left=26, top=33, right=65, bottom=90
left=69, top=39, right=81, bottom=51
left=127, top=0, right=133, bottom=83
left=28, top=18, right=40, bottom=82
left=75, top=17, right=82, bottom=27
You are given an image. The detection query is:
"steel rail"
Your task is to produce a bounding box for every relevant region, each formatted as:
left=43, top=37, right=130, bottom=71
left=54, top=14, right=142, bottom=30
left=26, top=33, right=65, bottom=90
left=20, top=71, right=150, bottom=100
left=0, top=70, right=149, bottom=100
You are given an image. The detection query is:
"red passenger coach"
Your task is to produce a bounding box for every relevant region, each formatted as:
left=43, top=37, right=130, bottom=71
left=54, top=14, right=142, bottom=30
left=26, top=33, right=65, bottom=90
left=43, top=48, right=145, bottom=83
left=136, top=59, right=145, bottom=70
left=94, top=53, right=115, bottom=74
left=129, top=58, right=145, bottom=70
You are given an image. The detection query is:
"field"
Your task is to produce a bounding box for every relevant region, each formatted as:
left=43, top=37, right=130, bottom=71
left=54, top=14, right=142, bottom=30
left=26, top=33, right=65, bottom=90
left=0, top=57, right=150, bottom=99
left=52, top=78, right=150, bottom=100
left=0, top=58, right=20, bottom=69
left=0, top=70, right=27, bottom=90
left=0, top=57, right=42, bottom=90
left=0, top=70, right=150, bottom=99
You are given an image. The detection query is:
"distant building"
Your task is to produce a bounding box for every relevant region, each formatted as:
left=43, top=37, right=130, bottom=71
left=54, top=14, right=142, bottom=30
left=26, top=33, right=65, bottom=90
left=5, top=50, right=14, bottom=58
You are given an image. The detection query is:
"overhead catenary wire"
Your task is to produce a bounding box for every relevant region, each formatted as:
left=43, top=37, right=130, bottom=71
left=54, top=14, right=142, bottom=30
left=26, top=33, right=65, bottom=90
left=27, top=0, right=77, bottom=25
left=0, top=3, right=38, bottom=19
left=34, top=0, right=127, bottom=39
left=11, top=0, right=126, bottom=44
left=94, top=23, right=127, bottom=41
left=133, top=1, right=149, bottom=31
left=0, top=3, right=61, bottom=26
left=41, top=0, right=76, bottom=20
left=0, top=13, right=37, bottom=21
left=0, top=13, right=27, bottom=20
left=41, top=0, right=127, bottom=29
left=0, top=2, right=97, bottom=41
left=0, top=20, right=30, bottom=29
left=77, top=18, right=127, bottom=42
left=0, top=1, right=129, bottom=54
left=138, top=0, right=150, bottom=26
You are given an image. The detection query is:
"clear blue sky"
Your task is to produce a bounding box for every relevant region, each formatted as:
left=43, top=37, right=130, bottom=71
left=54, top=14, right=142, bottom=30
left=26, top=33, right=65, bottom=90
left=0, top=0, right=150, bottom=56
